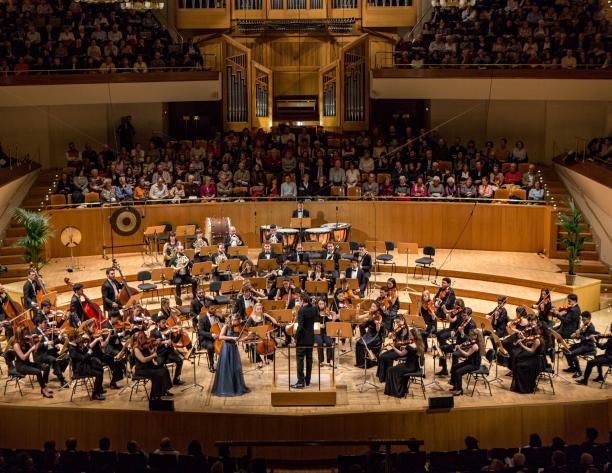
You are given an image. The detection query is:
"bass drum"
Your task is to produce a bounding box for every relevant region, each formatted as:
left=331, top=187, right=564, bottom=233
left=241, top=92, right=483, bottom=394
left=205, top=217, right=232, bottom=245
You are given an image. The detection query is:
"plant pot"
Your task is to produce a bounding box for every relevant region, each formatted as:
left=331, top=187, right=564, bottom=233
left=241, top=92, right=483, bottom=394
left=565, top=273, right=577, bottom=286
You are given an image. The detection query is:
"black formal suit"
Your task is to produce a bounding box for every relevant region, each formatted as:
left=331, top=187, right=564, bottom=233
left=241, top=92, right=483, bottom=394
left=345, top=267, right=367, bottom=296
left=23, top=279, right=39, bottom=310
left=101, top=279, right=123, bottom=312
left=150, top=327, right=183, bottom=382
left=291, top=209, right=310, bottom=218
left=490, top=310, right=509, bottom=338
left=555, top=304, right=581, bottom=339
left=68, top=342, right=103, bottom=395
left=356, top=252, right=373, bottom=277
left=70, top=294, right=86, bottom=324
left=295, top=303, right=317, bottom=385
left=583, top=338, right=612, bottom=381
left=266, top=232, right=283, bottom=245
left=435, top=286, right=456, bottom=319
left=197, top=312, right=217, bottom=369
left=258, top=251, right=279, bottom=262
left=565, top=321, right=597, bottom=373
left=32, top=326, right=67, bottom=384
left=297, top=183, right=314, bottom=197
left=223, top=234, right=244, bottom=249
left=89, top=328, right=125, bottom=385
left=235, top=295, right=257, bottom=321
left=190, top=296, right=207, bottom=329
left=288, top=251, right=310, bottom=266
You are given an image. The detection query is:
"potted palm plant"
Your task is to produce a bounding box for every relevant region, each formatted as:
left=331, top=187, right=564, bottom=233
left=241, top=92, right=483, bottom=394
left=12, top=208, right=54, bottom=270
left=557, top=199, right=585, bottom=286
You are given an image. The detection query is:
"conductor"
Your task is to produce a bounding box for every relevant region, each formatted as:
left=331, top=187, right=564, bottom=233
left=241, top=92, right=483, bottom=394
left=291, top=292, right=317, bottom=389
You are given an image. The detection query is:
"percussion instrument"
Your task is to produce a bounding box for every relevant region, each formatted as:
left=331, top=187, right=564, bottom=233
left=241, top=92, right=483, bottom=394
left=321, top=222, right=351, bottom=242
left=259, top=225, right=274, bottom=243
left=277, top=228, right=299, bottom=249
left=205, top=217, right=232, bottom=245
left=305, top=227, right=331, bottom=245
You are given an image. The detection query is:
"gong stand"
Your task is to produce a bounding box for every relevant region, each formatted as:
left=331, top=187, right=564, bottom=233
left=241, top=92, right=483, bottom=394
left=102, top=206, right=144, bottom=260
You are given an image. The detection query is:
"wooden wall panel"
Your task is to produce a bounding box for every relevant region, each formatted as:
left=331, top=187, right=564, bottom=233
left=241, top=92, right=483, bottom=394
left=45, top=202, right=553, bottom=258
left=0, top=400, right=609, bottom=458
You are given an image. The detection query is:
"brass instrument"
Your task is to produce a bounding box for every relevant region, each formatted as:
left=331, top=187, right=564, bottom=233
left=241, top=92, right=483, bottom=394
left=193, top=238, right=208, bottom=254
left=164, top=243, right=178, bottom=262
left=171, top=254, right=190, bottom=276
left=228, top=234, right=242, bottom=247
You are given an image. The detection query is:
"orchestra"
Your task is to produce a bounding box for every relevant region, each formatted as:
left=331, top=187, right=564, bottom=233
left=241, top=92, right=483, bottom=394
left=1, top=214, right=610, bottom=405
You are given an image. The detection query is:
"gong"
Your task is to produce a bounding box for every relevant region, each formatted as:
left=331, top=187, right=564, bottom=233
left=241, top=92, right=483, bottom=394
left=110, top=207, right=141, bottom=237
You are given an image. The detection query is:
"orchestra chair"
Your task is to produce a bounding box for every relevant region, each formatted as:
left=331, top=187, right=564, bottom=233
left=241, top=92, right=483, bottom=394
left=2, top=350, right=33, bottom=397
left=465, top=364, right=492, bottom=397
left=535, top=358, right=556, bottom=395
left=68, top=359, right=94, bottom=402
left=84, top=192, right=100, bottom=205
left=49, top=194, right=68, bottom=208
left=414, top=246, right=436, bottom=280
left=493, top=187, right=510, bottom=201
left=117, top=452, right=147, bottom=473
left=149, top=452, right=179, bottom=473
left=136, top=270, right=160, bottom=302
left=209, top=281, right=231, bottom=305
left=401, top=356, right=426, bottom=399
left=375, top=241, right=396, bottom=274
left=128, top=371, right=151, bottom=402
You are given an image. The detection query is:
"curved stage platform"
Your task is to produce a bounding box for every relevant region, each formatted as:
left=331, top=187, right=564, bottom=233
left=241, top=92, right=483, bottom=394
left=1, top=246, right=608, bottom=459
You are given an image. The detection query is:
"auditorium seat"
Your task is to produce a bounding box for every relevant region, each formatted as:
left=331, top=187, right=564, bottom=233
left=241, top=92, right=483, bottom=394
left=177, top=454, right=207, bottom=471
left=458, top=448, right=488, bottom=470
left=511, top=188, right=527, bottom=200
left=149, top=452, right=178, bottom=473
left=50, top=194, right=68, bottom=208
left=89, top=450, right=118, bottom=473
left=523, top=446, right=553, bottom=468
left=117, top=452, right=147, bottom=473
left=84, top=192, right=100, bottom=205
left=58, top=450, right=90, bottom=473
left=490, top=447, right=519, bottom=461
left=395, top=451, right=426, bottom=472
left=429, top=451, right=459, bottom=473
left=493, top=188, right=510, bottom=200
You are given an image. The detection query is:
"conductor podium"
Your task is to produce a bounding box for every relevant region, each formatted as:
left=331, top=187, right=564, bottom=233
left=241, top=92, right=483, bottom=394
left=271, top=343, right=337, bottom=407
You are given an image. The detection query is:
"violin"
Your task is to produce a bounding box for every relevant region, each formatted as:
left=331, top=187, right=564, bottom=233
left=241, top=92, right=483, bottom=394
left=514, top=335, right=538, bottom=347
left=434, top=287, right=448, bottom=309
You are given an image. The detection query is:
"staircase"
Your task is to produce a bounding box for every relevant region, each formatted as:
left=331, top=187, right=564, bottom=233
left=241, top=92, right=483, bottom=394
left=540, top=165, right=611, bottom=302
left=0, top=169, right=59, bottom=284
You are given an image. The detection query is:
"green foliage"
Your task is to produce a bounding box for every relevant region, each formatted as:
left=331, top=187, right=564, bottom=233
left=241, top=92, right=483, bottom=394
left=557, top=199, right=586, bottom=275
left=12, top=208, right=54, bottom=270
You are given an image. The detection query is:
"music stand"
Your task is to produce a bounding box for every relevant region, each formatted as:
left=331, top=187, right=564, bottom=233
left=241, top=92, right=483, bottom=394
left=192, top=261, right=213, bottom=286
left=275, top=276, right=301, bottom=288
left=247, top=277, right=267, bottom=291
left=220, top=279, right=243, bottom=297
left=302, top=242, right=323, bottom=252
left=199, top=246, right=214, bottom=258
left=245, top=325, right=273, bottom=374
left=262, top=300, right=285, bottom=311
left=218, top=259, right=241, bottom=276
left=257, top=259, right=279, bottom=275
left=551, top=329, right=572, bottom=384
left=305, top=280, right=328, bottom=296
left=286, top=263, right=309, bottom=275
left=290, top=217, right=311, bottom=230
left=270, top=243, right=283, bottom=255
left=143, top=225, right=165, bottom=266
left=326, top=321, right=353, bottom=372
left=152, top=267, right=175, bottom=295
left=182, top=345, right=205, bottom=393
left=228, top=246, right=249, bottom=258
left=175, top=225, right=196, bottom=239
left=398, top=242, right=419, bottom=294
left=311, top=259, right=335, bottom=273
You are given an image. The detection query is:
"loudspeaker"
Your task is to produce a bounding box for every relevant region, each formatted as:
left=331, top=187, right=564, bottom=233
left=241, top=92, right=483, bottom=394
left=428, top=395, right=454, bottom=410
left=149, top=399, right=175, bottom=411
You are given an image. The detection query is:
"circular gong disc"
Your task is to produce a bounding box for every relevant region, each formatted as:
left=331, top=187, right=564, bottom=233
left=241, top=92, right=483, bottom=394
left=110, top=207, right=141, bottom=237
left=60, top=226, right=82, bottom=248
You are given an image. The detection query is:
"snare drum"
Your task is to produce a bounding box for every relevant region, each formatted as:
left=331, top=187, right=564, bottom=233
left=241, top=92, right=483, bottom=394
left=278, top=228, right=299, bottom=249
left=305, top=227, right=331, bottom=245
left=321, top=222, right=351, bottom=242
left=259, top=225, right=273, bottom=243
left=205, top=217, right=231, bottom=245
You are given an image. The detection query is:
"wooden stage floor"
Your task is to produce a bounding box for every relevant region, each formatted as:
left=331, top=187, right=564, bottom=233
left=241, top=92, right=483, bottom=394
left=0, top=249, right=609, bottom=455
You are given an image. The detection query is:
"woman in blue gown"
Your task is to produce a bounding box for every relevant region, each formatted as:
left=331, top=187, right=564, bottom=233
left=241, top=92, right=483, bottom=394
left=211, top=314, right=250, bottom=397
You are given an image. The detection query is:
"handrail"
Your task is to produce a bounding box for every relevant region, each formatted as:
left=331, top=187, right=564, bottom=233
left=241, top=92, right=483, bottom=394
left=374, top=51, right=612, bottom=70
left=43, top=194, right=548, bottom=210
left=0, top=61, right=217, bottom=76
left=215, top=439, right=424, bottom=447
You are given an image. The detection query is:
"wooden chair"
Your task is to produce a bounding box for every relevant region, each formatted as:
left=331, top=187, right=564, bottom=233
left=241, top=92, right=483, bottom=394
left=49, top=194, right=67, bottom=207
left=518, top=163, right=531, bottom=174
left=84, top=192, right=100, bottom=204
left=510, top=188, right=527, bottom=200
left=494, top=188, right=510, bottom=201
left=377, top=173, right=391, bottom=184
left=331, top=186, right=345, bottom=197
left=347, top=186, right=362, bottom=200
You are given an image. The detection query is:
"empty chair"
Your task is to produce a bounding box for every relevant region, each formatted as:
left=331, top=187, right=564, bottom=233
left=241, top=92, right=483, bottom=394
left=49, top=194, right=68, bottom=207
left=209, top=281, right=230, bottom=304
left=376, top=241, right=396, bottom=274
left=414, top=246, right=436, bottom=280
left=136, top=270, right=159, bottom=301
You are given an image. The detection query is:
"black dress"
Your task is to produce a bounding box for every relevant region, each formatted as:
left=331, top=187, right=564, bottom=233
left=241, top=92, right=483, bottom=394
left=511, top=337, right=544, bottom=394
left=356, top=318, right=384, bottom=368
left=376, top=327, right=409, bottom=383
left=134, top=346, right=172, bottom=399
left=384, top=345, right=421, bottom=398
left=15, top=343, right=49, bottom=388
left=211, top=327, right=250, bottom=397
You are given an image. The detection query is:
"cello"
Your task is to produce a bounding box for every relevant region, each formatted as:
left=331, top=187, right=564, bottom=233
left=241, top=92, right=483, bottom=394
left=111, top=260, right=140, bottom=306
left=64, top=278, right=105, bottom=329
left=255, top=323, right=276, bottom=357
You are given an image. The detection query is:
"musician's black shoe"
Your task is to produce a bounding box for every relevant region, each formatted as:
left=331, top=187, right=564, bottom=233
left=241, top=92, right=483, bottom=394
left=173, top=379, right=185, bottom=386
left=572, top=371, right=583, bottom=378
left=164, top=391, right=174, bottom=397
left=209, top=367, right=216, bottom=373
left=290, top=383, right=305, bottom=389
left=575, top=379, right=588, bottom=385
left=563, top=367, right=576, bottom=373
left=100, top=389, right=107, bottom=394
left=110, top=382, right=120, bottom=390
left=175, top=296, right=183, bottom=306
left=435, top=369, right=448, bottom=377
left=451, top=389, right=463, bottom=396
left=92, top=393, right=106, bottom=401
left=592, top=376, right=605, bottom=382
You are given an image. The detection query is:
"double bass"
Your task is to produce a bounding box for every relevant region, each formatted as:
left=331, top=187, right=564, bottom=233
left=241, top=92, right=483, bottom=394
left=1, top=287, right=33, bottom=331
left=30, top=265, right=47, bottom=304
left=111, top=260, right=140, bottom=306
left=64, top=277, right=105, bottom=329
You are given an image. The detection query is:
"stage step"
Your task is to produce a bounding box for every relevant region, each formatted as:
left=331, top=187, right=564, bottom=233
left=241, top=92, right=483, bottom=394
left=0, top=264, right=30, bottom=278
left=0, top=246, right=25, bottom=256
left=0, top=254, right=25, bottom=265
left=5, top=227, right=26, bottom=238
left=552, top=259, right=610, bottom=274
left=555, top=250, right=599, bottom=261
left=558, top=230, right=593, bottom=238
left=557, top=241, right=596, bottom=252
left=577, top=272, right=612, bottom=284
